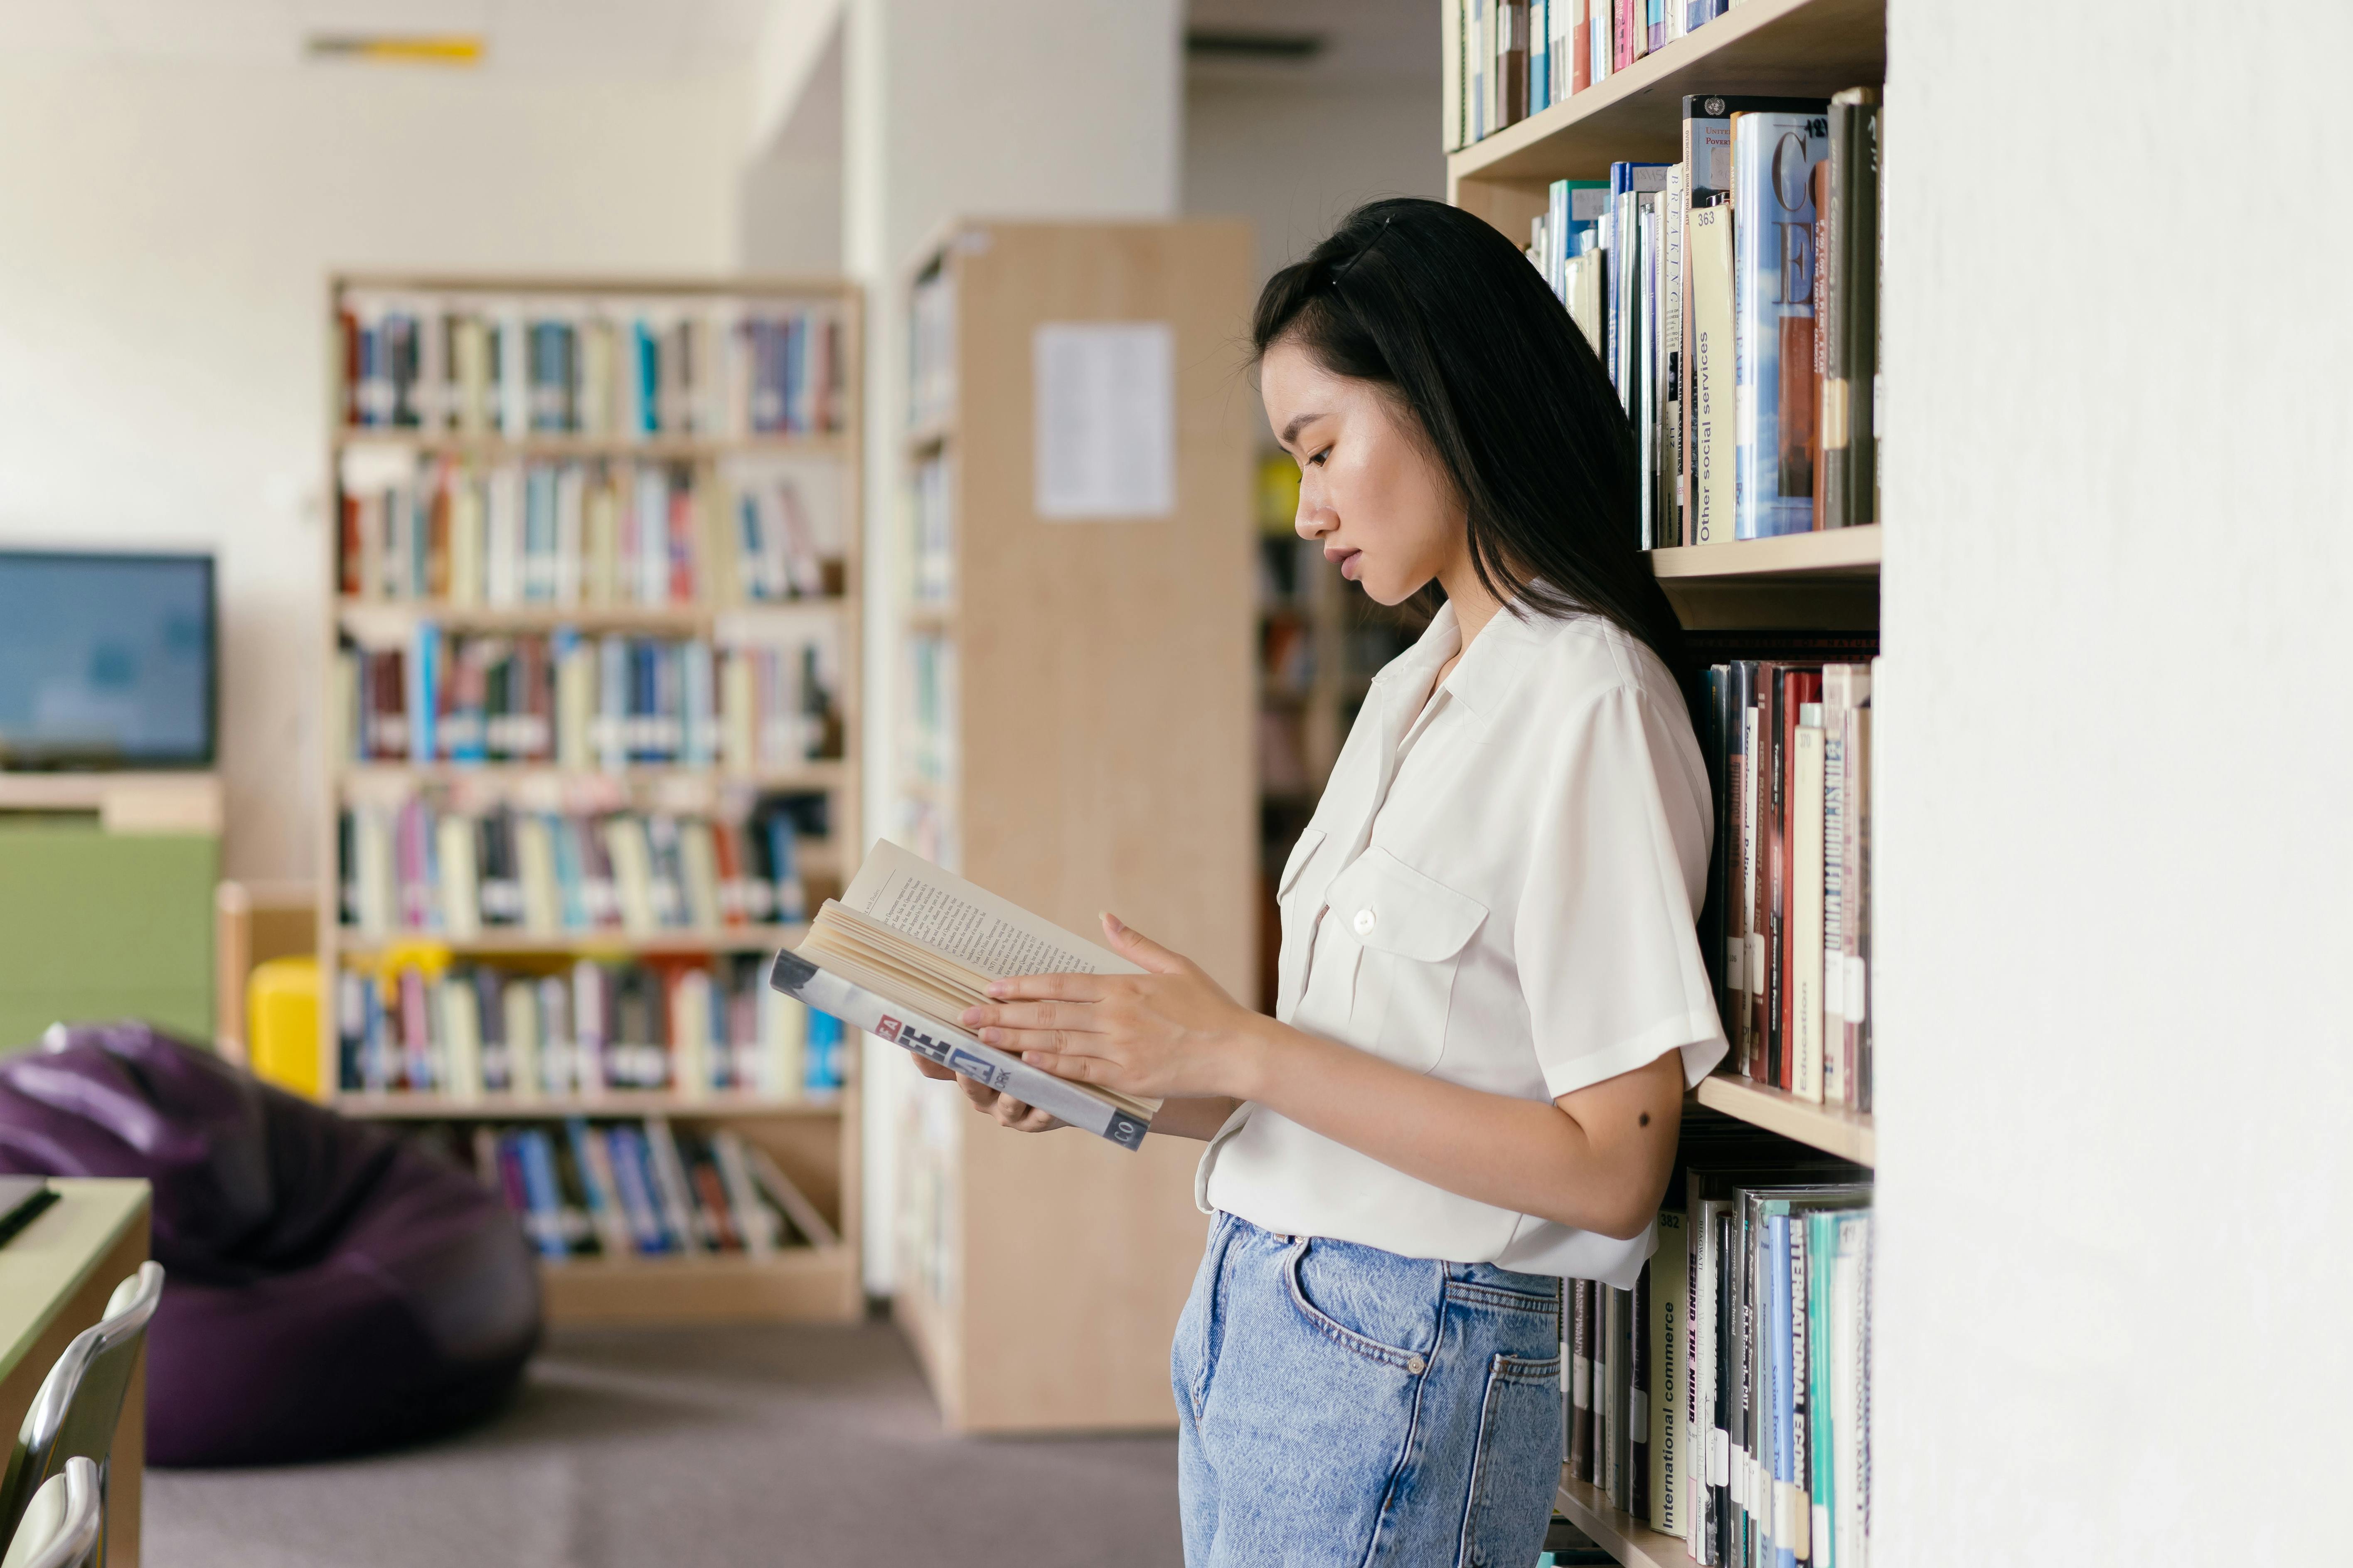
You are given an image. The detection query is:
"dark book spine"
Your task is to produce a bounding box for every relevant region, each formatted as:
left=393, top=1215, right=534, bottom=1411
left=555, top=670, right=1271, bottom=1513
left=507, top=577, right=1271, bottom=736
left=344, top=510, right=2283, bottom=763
left=1751, top=663, right=1779, bottom=1075
left=1849, top=96, right=1880, bottom=525
left=1631, top=1259, right=1653, bottom=1524
left=1819, top=100, right=1852, bottom=531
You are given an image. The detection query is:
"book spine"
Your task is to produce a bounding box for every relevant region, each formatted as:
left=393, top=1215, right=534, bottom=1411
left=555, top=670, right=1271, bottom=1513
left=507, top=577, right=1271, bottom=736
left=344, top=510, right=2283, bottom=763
left=1632, top=1261, right=1652, bottom=1522
left=770, top=952, right=1149, bottom=1149
left=1792, top=714, right=1825, bottom=1103
left=1732, top=111, right=1831, bottom=539
left=1653, top=1209, right=1689, bottom=1538
left=1570, top=1276, right=1595, bottom=1480
left=1444, top=0, right=1464, bottom=151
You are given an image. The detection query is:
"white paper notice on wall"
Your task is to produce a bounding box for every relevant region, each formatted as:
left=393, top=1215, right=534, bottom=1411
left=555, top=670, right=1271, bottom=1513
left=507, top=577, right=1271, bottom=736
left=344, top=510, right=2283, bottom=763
left=1033, top=321, right=1175, bottom=520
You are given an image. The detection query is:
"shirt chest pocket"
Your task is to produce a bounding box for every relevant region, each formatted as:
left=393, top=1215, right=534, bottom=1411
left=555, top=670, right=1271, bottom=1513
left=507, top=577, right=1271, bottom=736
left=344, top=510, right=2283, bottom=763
left=1274, top=828, right=1332, bottom=1016
left=1323, top=847, right=1488, bottom=1073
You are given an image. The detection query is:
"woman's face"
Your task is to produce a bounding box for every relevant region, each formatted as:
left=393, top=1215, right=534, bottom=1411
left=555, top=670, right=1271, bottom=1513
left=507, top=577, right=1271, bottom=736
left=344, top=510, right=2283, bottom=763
left=1260, top=337, right=1467, bottom=607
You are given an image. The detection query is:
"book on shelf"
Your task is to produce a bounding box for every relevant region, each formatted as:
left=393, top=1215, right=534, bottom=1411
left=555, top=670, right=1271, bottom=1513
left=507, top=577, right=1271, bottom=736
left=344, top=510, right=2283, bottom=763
left=1691, top=637, right=1876, bottom=1111
left=339, top=790, right=826, bottom=942
left=1519, top=91, right=1882, bottom=549
left=336, top=445, right=844, bottom=608
left=434, top=1115, right=833, bottom=1264
left=335, top=624, right=843, bottom=771
left=335, top=952, right=847, bottom=1099
left=339, top=291, right=844, bottom=440
left=769, top=840, right=1158, bottom=1149
left=1562, top=1183, right=1871, bottom=1568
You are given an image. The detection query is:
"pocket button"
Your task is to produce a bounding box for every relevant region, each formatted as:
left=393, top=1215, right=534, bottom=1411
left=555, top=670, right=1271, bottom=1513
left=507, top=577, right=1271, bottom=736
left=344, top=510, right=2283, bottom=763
left=1406, top=1354, right=1425, bottom=1374
left=1353, top=907, right=1376, bottom=935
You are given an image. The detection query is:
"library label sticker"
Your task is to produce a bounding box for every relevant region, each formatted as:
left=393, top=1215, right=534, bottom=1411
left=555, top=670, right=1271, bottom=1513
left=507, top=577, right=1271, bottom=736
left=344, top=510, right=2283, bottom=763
left=1033, top=321, right=1175, bottom=520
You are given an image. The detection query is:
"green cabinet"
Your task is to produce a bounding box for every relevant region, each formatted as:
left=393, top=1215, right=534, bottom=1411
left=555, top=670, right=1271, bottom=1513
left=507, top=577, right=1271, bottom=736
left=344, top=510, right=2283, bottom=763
left=0, top=821, right=215, bottom=1053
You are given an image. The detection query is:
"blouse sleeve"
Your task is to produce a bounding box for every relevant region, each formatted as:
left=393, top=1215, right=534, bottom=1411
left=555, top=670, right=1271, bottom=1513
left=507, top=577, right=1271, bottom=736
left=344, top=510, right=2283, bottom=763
left=1517, top=682, right=1730, bottom=1100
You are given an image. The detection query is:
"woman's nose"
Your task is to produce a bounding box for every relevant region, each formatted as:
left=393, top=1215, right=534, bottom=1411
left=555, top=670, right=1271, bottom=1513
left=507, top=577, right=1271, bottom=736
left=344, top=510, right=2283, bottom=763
left=1294, top=491, right=1336, bottom=540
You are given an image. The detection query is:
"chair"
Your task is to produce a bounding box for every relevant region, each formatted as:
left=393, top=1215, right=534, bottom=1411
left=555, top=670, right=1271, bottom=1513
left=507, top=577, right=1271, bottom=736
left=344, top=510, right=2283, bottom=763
left=0, top=1458, right=101, bottom=1568
left=0, top=1264, right=163, bottom=1566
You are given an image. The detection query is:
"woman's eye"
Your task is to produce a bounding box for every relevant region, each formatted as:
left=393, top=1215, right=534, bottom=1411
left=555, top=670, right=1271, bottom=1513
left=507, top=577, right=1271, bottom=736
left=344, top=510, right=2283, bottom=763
left=1308, top=447, right=1330, bottom=467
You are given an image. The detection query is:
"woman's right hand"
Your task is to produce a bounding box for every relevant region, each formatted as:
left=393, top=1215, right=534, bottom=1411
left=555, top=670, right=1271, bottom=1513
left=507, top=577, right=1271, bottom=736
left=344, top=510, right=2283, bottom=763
left=908, top=1054, right=1065, bottom=1133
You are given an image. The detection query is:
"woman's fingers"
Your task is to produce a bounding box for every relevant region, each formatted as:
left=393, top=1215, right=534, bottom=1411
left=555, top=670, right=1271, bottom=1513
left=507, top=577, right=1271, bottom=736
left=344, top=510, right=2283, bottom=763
left=1100, top=912, right=1197, bottom=977
left=911, top=1054, right=957, bottom=1081
left=961, top=999, right=1097, bottom=1034
left=982, top=971, right=1110, bottom=1004
left=1020, top=1049, right=1112, bottom=1085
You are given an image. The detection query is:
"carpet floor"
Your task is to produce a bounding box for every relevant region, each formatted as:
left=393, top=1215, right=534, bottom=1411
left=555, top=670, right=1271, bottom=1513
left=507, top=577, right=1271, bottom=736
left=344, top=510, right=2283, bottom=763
left=145, top=1320, right=1184, bottom=1567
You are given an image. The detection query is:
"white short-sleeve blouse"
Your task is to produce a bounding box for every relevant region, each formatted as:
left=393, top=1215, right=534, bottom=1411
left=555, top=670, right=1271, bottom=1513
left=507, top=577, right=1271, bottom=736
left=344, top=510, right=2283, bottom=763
left=1196, top=597, right=1728, bottom=1288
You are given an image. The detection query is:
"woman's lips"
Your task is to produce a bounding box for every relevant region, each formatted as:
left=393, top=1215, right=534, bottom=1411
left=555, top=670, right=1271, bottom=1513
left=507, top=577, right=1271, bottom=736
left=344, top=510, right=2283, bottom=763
left=1333, top=549, right=1363, bottom=581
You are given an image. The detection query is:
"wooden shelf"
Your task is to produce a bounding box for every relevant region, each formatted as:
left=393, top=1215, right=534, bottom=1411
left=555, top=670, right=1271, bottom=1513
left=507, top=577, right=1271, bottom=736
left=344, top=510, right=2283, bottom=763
left=337, top=924, right=805, bottom=958
left=905, top=417, right=954, bottom=453
left=1693, top=1072, right=1876, bottom=1165
left=1448, top=0, right=1886, bottom=187
left=1555, top=1474, right=1689, bottom=1568
left=336, top=598, right=847, bottom=634
left=903, top=602, right=955, bottom=632
left=333, top=1090, right=841, bottom=1120
left=336, top=762, right=846, bottom=791
left=1650, top=524, right=1879, bottom=581
left=335, top=430, right=848, bottom=461
left=538, top=1244, right=861, bottom=1327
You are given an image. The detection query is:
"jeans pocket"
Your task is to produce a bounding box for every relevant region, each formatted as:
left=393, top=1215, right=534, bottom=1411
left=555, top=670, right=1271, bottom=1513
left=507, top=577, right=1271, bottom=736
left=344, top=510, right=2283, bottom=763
left=1283, top=1236, right=1442, bottom=1370
left=1456, top=1352, right=1566, bottom=1568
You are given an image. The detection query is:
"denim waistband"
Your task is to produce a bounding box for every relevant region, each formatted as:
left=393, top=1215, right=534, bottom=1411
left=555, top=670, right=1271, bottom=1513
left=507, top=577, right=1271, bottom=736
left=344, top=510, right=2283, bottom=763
left=1214, top=1212, right=1561, bottom=1307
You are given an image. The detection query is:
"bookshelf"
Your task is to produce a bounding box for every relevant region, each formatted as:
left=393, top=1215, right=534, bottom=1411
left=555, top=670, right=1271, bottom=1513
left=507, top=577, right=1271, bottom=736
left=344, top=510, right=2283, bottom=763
left=891, top=220, right=1257, bottom=1431
left=315, top=273, right=866, bottom=1327
left=1449, top=0, right=1884, bottom=1556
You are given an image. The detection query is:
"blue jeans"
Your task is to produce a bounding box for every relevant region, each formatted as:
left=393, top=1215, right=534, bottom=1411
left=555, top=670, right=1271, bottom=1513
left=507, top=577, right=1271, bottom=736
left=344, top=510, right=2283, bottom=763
left=1173, top=1212, right=1564, bottom=1567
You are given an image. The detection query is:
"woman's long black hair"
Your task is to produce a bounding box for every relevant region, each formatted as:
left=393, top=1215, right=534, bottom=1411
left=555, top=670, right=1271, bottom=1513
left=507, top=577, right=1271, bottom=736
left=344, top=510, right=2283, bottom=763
left=1252, top=196, right=1687, bottom=681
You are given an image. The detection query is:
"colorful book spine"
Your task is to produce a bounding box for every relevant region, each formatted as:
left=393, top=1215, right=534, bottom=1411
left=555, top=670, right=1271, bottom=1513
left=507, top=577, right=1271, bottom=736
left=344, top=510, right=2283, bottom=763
left=1732, top=110, right=1831, bottom=539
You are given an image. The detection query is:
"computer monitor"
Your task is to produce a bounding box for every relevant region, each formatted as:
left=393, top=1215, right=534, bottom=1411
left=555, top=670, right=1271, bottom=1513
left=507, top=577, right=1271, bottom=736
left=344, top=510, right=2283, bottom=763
left=0, top=549, right=217, bottom=769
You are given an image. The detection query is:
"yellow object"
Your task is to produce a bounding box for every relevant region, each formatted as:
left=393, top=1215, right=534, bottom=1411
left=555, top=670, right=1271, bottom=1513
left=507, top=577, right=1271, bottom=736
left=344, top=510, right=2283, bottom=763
left=247, top=957, right=323, bottom=1100
left=306, top=34, right=486, bottom=66
left=1257, top=454, right=1302, bottom=535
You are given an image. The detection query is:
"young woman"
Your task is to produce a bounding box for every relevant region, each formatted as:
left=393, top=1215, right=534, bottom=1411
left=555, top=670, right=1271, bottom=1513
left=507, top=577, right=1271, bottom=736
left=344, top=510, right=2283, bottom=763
left=939, top=197, right=1726, bottom=1566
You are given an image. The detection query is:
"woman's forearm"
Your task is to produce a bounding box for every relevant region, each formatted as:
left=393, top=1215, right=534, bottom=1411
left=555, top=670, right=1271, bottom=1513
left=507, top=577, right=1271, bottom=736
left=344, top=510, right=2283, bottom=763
left=1148, top=1094, right=1245, bottom=1141
left=1228, top=1015, right=1684, bottom=1239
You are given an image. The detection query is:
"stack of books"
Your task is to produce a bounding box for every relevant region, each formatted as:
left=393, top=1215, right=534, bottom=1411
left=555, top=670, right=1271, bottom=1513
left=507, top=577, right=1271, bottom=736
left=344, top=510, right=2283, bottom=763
left=1693, top=643, right=1876, bottom=1112
left=337, top=293, right=846, bottom=438
left=336, top=452, right=841, bottom=607
left=335, top=626, right=843, bottom=772
left=1525, top=92, right=1881, bottom=548
left=1445, top=1, right=1748, bottom=150
left=337, top=956, right=846, bottom=1100
left=338, top=793, right=825, bottom=940
left=442, top=1117, right=839, bottom=1263
left=1568, top=1173, right=1873, bottom=1568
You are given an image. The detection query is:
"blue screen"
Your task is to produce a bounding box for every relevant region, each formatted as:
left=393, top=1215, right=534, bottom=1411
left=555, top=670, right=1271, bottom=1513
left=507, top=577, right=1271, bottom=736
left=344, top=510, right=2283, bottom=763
left=0, top=553, right=214, bottom=766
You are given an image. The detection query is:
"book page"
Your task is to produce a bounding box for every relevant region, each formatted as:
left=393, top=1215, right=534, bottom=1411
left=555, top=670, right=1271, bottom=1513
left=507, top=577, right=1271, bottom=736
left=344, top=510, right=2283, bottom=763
left=840, top=840, right=1142, bottom=981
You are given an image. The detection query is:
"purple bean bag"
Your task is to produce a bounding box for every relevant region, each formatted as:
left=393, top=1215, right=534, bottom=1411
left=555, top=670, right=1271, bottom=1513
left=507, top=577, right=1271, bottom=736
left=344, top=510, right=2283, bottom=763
left=0, top=1021, right=540, bottom=1467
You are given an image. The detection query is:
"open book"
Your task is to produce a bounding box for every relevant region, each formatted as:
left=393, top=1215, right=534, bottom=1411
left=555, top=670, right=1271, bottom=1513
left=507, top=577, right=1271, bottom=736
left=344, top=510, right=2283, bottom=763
left=766, top=841, right=1158, bottom=1148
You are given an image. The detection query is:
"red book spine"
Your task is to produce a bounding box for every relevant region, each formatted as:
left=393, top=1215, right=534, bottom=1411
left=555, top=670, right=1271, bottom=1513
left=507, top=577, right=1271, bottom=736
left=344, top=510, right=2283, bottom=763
left=339, top=307, right=360, bottom=427
left=1615, top=0, right=1637, bottom=70
left=339, top=494, right=364, bottom=597
left=1571, top=14, right=1591, bottom=94
left=668, top=479, right=695, bottom=604
left=1776, top=668, right=1823, bottom=1088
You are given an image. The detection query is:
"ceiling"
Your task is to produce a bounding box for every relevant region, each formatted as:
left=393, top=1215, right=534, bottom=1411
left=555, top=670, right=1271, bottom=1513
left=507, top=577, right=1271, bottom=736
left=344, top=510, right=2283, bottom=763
left=0, top=0, right=771, bottom=74
left=1186, top=0, right=1434, bottom=86
left=0, top=1, right=1435, bottom=84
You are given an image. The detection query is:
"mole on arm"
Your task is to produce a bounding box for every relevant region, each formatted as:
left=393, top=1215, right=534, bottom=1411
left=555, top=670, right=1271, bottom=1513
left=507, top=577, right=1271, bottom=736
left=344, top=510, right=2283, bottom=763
left=1638, top=1112, right=1651, bottom=1128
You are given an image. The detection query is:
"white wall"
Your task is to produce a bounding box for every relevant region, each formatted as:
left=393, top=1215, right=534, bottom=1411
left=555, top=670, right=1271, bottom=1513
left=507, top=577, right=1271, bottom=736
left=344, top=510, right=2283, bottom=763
left=1182, top=76, right=1446, bottom=300
left=0, top=61, right=745, bottom=880
left=1875, top=0, right=2353, bottom=1560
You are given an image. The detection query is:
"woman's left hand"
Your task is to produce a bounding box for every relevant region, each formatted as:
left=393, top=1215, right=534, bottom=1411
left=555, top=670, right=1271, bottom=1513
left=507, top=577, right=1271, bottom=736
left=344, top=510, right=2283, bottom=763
left=959, top=914, right=1263, bottom=1101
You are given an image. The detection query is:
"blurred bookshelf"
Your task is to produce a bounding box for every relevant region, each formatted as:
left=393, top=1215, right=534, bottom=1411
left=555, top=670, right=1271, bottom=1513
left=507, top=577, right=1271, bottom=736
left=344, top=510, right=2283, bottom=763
left=891, top=219, right=1255, bottom=1432
left=315, top=273, right=868, bottom=1327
